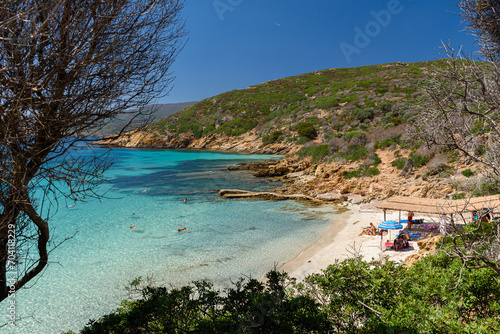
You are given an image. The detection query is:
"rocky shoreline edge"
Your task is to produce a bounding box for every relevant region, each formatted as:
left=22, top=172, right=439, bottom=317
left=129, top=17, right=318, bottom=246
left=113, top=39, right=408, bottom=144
left=96, top=130, right=474, bottom=204
left=221, top=155, right=463, bottom=205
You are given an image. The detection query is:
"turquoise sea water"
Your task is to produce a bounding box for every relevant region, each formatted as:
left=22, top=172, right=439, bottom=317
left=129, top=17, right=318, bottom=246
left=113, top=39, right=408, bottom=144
left=2, top=147, right=335, bottom=333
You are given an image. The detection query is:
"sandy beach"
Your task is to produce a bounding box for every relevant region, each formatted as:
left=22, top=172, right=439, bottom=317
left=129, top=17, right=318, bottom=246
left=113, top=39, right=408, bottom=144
left=280, top=201, right=423, bottom=281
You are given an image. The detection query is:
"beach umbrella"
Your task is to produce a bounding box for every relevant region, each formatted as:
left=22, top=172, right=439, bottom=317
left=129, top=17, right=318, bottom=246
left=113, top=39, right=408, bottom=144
left=378, top=220, right=403, bottom=249
left=378, top=220, right=403, bottom=230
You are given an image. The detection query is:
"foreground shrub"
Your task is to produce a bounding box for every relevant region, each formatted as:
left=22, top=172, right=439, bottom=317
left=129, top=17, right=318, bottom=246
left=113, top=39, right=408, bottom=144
left=74, top=251, right=500, bottom=334
left=78, top=271, right=331, bottom=334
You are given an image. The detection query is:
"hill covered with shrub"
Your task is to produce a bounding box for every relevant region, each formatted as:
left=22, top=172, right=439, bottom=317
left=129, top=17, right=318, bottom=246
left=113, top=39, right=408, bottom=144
left=101, top=60, right=447, bottom=156
left=99, top=59, right=497, bottom=200
left=143, top=60, right=433, bottom=151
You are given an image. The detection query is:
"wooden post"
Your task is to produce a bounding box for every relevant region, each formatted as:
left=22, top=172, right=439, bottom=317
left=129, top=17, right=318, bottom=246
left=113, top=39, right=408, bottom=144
left=399, top=210, right=401, bottom=223
left=383, top=209, right=387, bottom=221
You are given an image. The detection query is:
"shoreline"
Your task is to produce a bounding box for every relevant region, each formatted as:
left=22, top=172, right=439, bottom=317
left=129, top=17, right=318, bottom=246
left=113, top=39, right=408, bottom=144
left=280, top=202, right=421, bottom=281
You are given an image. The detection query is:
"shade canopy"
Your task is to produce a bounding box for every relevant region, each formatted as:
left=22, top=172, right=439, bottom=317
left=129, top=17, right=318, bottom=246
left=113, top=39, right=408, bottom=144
left=377, top=195, right=500, bottom=215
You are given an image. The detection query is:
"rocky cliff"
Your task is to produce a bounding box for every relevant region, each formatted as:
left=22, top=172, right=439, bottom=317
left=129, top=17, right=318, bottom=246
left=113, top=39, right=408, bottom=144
left=98, top=129, right=298, bottom=154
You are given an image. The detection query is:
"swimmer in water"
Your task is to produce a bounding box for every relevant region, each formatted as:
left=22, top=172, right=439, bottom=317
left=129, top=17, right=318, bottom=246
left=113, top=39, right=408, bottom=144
left=140, top=189, right=148, bottom=193
left=184, top=198, right=188, bottom=204
left=177, top=226, right=189, bottom=232
left=130, top=224, right=139, bottom=230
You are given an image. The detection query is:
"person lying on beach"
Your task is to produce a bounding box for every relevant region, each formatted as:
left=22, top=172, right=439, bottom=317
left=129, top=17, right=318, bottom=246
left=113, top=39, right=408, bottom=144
left=177, top=226, right=189, bottom=232
left=359, top=223, right=377, bottom=236
left=130, top=224, right=139, bottom=230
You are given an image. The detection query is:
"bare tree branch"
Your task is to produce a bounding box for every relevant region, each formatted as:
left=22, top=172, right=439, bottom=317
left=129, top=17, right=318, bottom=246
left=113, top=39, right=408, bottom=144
left=0, top=0, right=187, bottom=302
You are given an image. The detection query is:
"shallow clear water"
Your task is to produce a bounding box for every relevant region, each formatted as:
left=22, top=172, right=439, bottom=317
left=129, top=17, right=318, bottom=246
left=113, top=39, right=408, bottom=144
left=1, top=147, right=335, bottom=334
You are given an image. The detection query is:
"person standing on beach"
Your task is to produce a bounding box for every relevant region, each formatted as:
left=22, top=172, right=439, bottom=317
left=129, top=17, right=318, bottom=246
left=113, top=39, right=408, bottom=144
left=408, top=211, right=414, bottom=230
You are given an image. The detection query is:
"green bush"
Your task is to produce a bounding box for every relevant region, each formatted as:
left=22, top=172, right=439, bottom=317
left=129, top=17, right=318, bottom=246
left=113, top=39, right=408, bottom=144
left=335, top=145, right=369, bottom=162
left=342, top=166, right=380, bottom=179
left=262, top=130, right=283, bottom=146
left=472, top=181, right=500, bottom=197
left=462, top=168, right=475, bottom=178
left=392, top=157, right=407, bottom=170
left=389, top=116, right=405, bottom=126
left=178, top=123, right=203, bottom=139
left=374, top=134, right=401, bottom=149
left=476, top=145, right=486, bottom=156
left=296, top=136, right=310, bottom=145
left=367, top=152, right=382, bottom=166
left=351, top=107, right=374, bottom=122
left=78, top=271, right=331, bottom=334
left=452, top=193, right=466, bottom=200
left=294, top=122, right=318, bottom=139
left=298, top=145, right=329, bottom=163
left=343, top=130, right=368, bottom=141
left=394, top=153, right=431, bottom=169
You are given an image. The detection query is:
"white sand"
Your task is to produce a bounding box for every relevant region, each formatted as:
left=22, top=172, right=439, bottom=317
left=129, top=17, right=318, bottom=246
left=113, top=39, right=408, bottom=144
left=280, top=202, right=421, bottom=281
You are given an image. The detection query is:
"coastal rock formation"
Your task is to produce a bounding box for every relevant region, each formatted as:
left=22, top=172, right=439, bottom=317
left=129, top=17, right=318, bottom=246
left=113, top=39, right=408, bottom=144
left=218, top=189, right=321, bottom=203
left=267, top=157, right=456, bottom=203
left=403, top=235, right=443, bottom=267
left=98, top=131, right=299, bottom=155
left=98, top=129, right=468, bottom=204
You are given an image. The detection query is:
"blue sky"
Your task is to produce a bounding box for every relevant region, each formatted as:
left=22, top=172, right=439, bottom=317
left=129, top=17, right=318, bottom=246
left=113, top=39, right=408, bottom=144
left=159, top=0, right=477, bottom=104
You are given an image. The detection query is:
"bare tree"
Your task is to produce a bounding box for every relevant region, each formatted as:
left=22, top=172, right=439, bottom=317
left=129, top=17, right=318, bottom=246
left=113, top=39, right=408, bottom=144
left=0, top=0, right=186, bottom=302
left=417, top=49, right=500, bottom=181
left=415, top=1, right=500, bottom=277
left=416, top=1, right=500, bottom=185
left=459, top=0, right=500, bottom=61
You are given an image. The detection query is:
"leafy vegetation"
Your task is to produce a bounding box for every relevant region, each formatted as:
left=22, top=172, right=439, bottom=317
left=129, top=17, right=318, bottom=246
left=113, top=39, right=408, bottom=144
left=294, top=121, right=318, bottom=140
left=342, top=166, right=380, bottom=179
left=375, top=134, right=401, bottom=149
left=392, top=157, right=407, bottom=170
left=452, top=192, right=466, bottom=200
left=335, top=145, right=369, bottom=162
left=392, top=154, right=431, bottom=170
left=74, top=250, right=500, bottom=333
left=462, top=168, right=475, bottom=177
left=261, top=130, right=283, bottom=146
left=412, top=154, right=431, bottom=168
left=297, top=145, right=329, bottom=163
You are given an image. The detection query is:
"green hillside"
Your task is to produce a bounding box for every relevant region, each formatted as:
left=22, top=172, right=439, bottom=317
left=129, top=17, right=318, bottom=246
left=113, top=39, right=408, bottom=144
left=95, top=101, right=197, bottom=137
left=147, top=60, right=444, bottom=144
